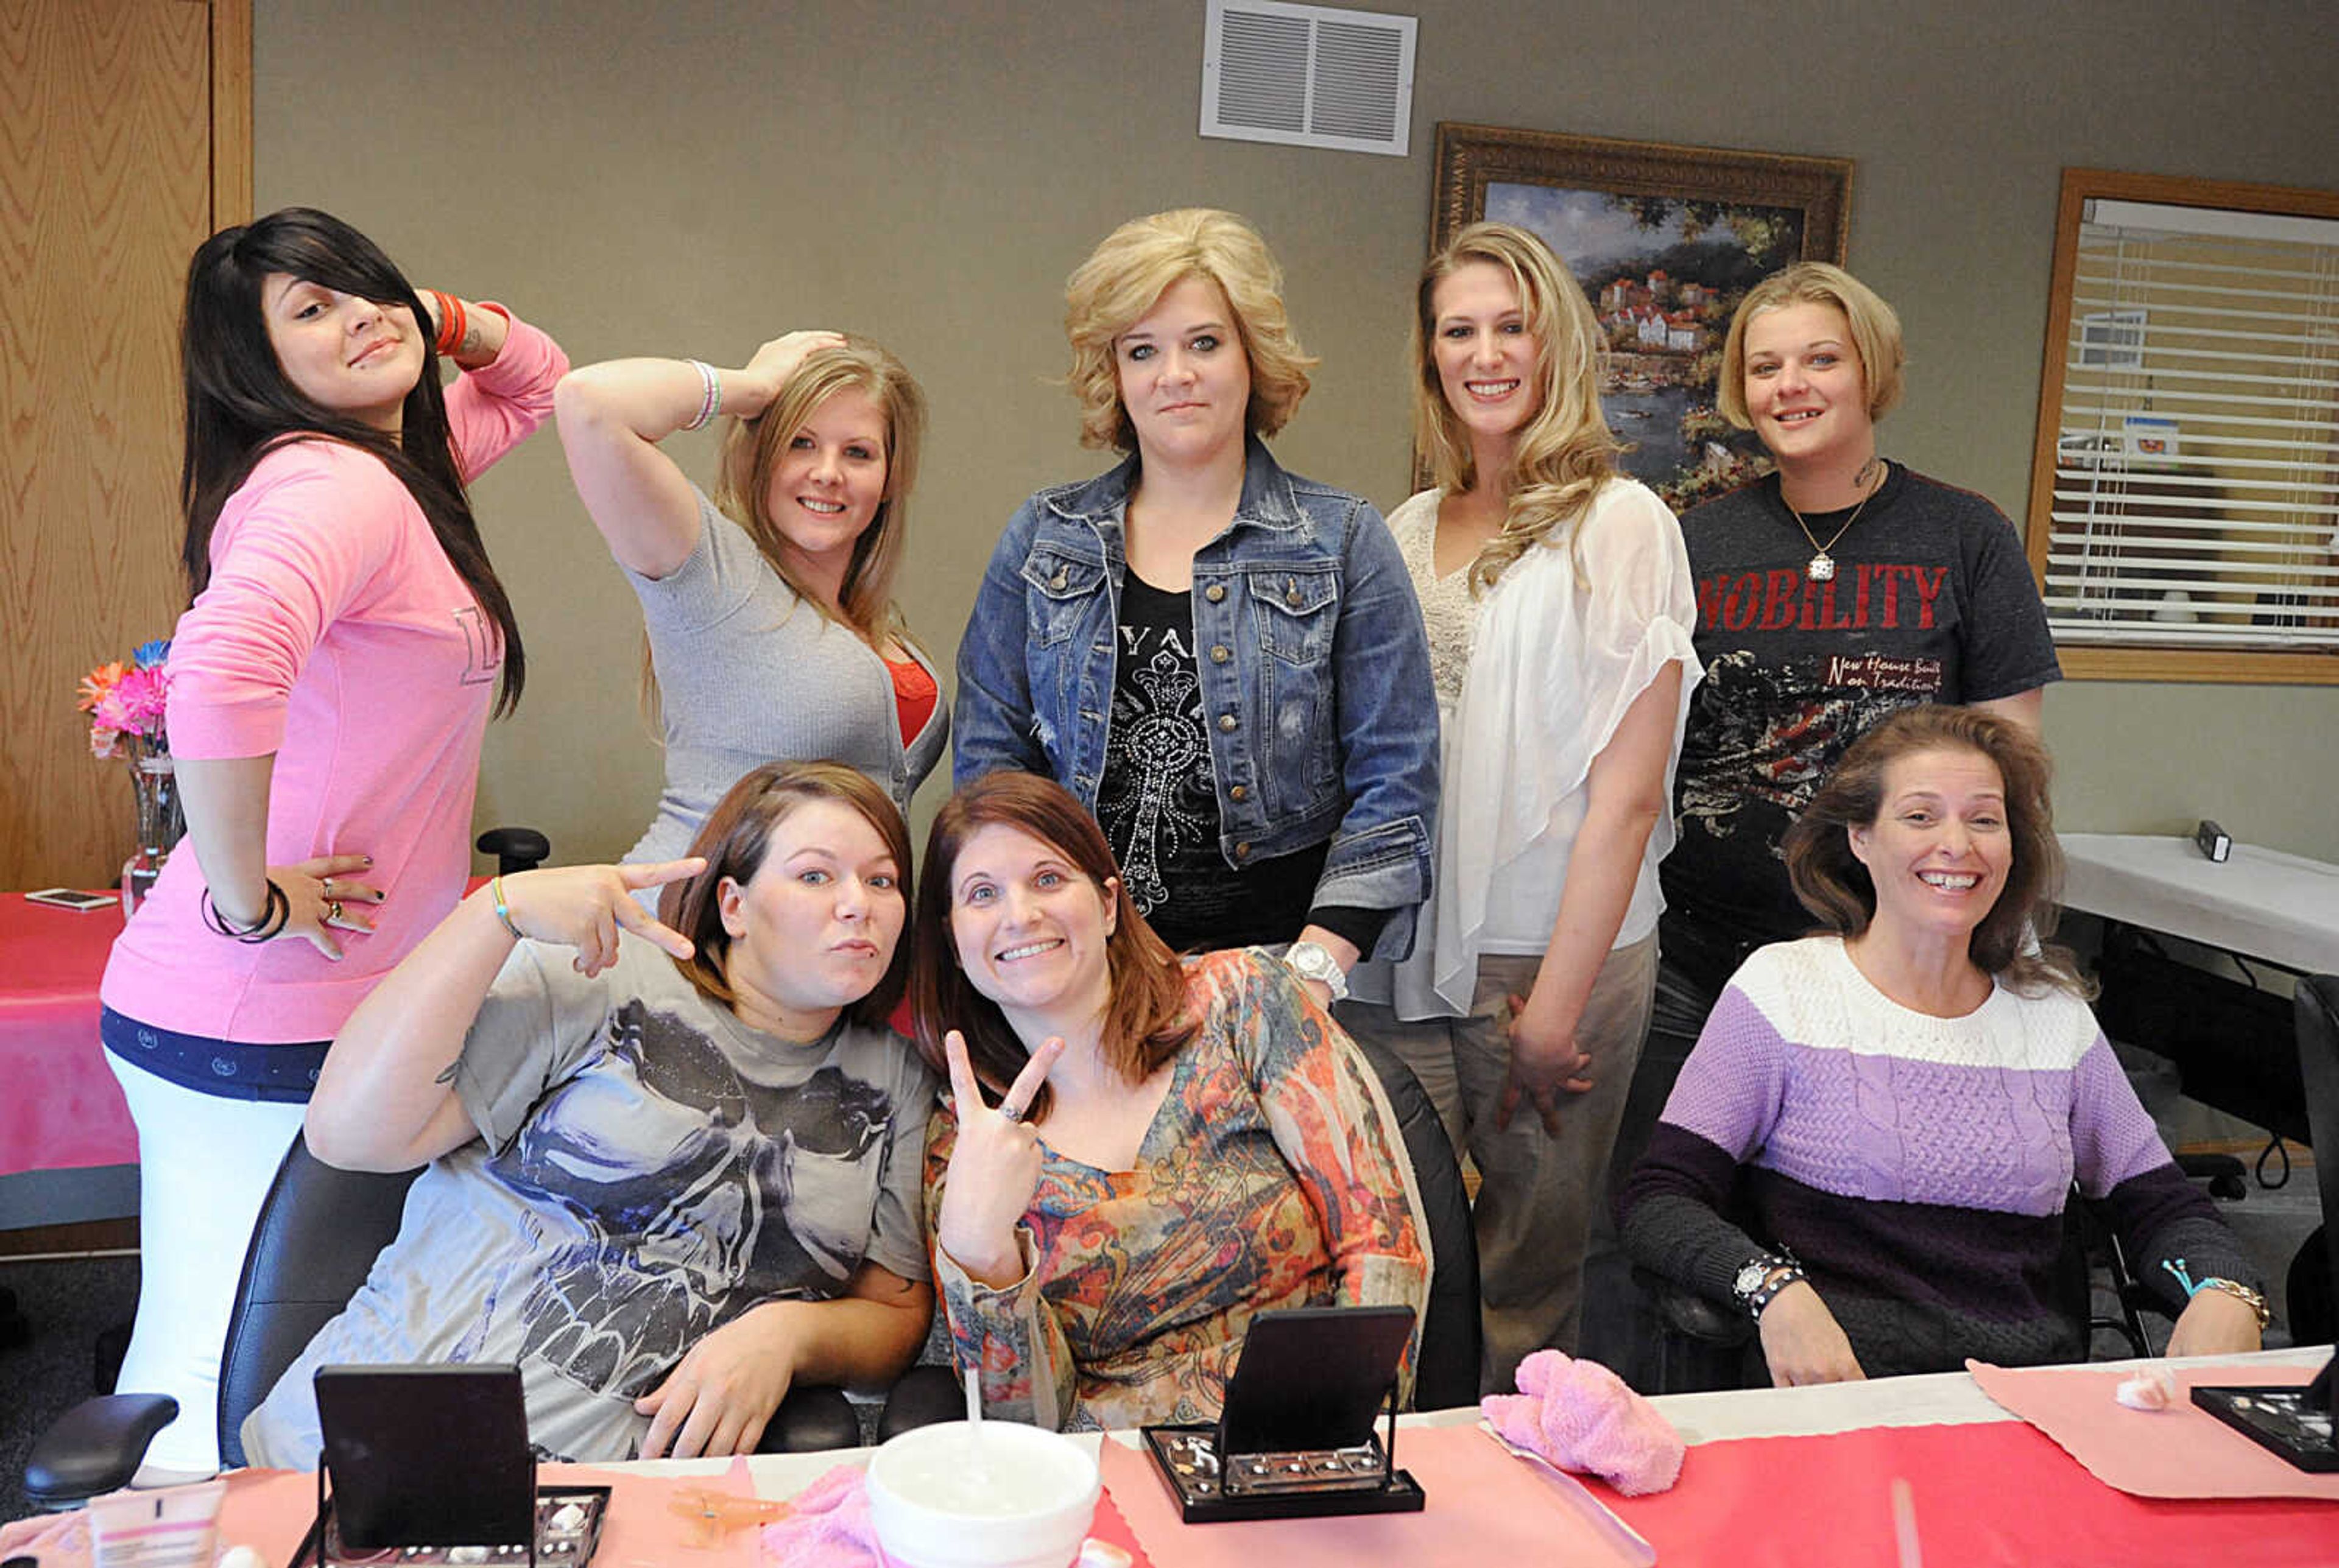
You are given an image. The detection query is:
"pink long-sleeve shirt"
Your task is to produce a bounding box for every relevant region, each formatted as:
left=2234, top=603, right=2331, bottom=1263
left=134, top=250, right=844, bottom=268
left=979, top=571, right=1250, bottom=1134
left=102, top=315, right=566, bottom=1046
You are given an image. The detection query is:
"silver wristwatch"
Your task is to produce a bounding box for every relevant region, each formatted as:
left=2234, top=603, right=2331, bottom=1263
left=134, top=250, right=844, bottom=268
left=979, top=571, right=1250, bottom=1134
left=1283, top=940, right=1350, bottom=1002
left=1732, top=1254, right=1805, bottom=1320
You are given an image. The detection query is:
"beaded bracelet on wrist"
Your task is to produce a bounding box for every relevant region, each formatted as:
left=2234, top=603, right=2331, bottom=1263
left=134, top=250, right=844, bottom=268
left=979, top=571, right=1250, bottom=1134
left=489, top=874, right=525, bottom=941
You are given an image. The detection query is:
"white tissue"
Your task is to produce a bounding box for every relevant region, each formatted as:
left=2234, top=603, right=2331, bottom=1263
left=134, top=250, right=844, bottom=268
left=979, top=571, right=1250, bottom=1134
left=2113, top=1366, right=2178, bottom=1411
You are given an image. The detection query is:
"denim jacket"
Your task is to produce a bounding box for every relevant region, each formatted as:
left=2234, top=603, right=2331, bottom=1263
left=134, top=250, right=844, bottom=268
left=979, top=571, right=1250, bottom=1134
left=954, top=439, right=1438, bottom=962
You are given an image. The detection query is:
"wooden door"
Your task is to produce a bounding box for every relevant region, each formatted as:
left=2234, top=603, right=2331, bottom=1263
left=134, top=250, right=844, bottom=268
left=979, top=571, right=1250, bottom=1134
left=0, top=0, right=248, bottom=887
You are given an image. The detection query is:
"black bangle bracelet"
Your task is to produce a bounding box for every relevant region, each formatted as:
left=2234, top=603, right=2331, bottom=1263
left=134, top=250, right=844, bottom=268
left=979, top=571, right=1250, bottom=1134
left=202, top=878, right=289, bottom=943
left=252, top=879, right=291, bottom=941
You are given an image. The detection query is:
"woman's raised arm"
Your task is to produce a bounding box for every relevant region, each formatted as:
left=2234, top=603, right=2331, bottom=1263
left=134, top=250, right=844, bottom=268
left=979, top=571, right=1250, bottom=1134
left=554, top=332, right=842, bottom=578
left=306, top=860, right=700, bottom=1172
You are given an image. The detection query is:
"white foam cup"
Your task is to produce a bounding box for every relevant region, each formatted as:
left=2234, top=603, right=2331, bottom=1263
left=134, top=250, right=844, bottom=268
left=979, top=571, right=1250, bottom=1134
left=865, top=1418, right=1101, bottom=1568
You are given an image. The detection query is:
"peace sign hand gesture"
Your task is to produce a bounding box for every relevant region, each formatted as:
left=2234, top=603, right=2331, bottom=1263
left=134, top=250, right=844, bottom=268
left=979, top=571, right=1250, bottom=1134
left=493, top=859, right=704, bottom=977
left=934, top=1030, right=1064, bottom=1290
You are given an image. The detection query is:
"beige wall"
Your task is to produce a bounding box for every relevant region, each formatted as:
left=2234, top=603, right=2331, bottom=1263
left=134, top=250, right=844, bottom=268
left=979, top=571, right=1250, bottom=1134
left=253, top=0, right=2339, bottom=865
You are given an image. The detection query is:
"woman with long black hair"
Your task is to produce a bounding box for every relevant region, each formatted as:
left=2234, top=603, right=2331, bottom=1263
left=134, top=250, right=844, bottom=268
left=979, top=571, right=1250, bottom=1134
left=99, top=207, right=566, bottom=1477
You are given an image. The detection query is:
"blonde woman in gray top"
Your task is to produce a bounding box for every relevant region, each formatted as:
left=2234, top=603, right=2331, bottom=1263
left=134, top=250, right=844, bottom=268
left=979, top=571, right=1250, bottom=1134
left=1339, top=223, right=1699, bottom=1392
left=556, top=332, right=946, bottom=865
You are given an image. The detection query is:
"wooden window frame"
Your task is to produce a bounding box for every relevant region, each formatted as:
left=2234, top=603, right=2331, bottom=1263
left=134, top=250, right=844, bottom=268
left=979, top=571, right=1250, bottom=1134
left=2023, top=166, right=2339, bottom=685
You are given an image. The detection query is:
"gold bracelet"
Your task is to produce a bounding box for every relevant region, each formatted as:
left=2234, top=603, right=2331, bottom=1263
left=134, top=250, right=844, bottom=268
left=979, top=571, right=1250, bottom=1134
left=2195, top=1277, right=2271, bottom=1330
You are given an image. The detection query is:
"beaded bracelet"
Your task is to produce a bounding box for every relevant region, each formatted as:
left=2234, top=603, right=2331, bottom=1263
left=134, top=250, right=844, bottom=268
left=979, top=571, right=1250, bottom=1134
left=489, top=875, right=525, bottom=941
left=201, top=879, right=290, bottom=943
left=681, top=359, right=722, bottom=432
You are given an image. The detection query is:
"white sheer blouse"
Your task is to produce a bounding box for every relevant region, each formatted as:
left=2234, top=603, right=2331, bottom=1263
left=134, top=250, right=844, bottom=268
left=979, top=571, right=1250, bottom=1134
left=1353, top=477, right=1701, bottom=1019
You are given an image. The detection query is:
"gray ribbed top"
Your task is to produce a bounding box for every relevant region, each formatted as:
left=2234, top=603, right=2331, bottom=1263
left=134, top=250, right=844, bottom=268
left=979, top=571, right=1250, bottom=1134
left=622, top=487, right=946, bottom=867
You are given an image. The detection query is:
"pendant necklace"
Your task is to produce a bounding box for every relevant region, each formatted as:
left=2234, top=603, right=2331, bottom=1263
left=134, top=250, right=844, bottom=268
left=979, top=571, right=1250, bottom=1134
left=1783, top=460, right=1885, bottom=582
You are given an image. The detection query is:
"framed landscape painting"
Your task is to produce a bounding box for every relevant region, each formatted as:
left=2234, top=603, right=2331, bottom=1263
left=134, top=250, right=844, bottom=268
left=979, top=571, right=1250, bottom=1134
left=1430, top=124, right=1853, bottom=509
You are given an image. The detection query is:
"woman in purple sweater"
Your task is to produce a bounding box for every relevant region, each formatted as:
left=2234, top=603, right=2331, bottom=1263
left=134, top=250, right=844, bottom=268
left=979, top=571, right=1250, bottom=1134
left=1618, top=706, right=2265, bottom=1383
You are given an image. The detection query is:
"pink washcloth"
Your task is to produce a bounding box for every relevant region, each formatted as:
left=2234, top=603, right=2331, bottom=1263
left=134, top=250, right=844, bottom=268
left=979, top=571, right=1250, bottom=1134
left=761, top=1462, right=881, bottom=1566
left=1481, top=1348, right=1685, bottom=1496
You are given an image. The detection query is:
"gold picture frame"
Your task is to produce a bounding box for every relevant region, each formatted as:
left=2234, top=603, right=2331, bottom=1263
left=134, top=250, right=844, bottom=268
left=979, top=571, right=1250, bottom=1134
left=1428, top=122, right=1853, bottom=507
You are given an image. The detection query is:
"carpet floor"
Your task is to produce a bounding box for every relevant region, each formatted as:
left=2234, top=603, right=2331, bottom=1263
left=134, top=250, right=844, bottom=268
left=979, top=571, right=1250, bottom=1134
left=0, top=1254, right=139, bottom=1523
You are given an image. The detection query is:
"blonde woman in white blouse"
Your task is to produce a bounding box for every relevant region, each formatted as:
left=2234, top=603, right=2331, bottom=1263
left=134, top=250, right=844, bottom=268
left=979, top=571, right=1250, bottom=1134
left=1340, top=223, right=1700, bottom=1392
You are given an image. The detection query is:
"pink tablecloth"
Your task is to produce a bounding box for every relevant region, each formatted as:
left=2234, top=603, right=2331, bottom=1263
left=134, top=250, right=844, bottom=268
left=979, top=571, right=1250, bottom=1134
left=0, top=1461, right=766, bottom=1568
left=0, top=891, right=138, bottom=1175
left=1593, top=1415, right=2339, bottom=1566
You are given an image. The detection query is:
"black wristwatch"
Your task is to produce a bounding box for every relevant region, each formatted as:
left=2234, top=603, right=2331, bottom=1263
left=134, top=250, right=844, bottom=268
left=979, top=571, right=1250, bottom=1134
left=1731, top=1253, right=1806, bottom=1321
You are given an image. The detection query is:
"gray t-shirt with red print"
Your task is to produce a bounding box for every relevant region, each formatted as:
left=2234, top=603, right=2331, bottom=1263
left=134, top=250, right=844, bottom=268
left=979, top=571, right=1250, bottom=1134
left=1662, top=465, right=2061, bottom=941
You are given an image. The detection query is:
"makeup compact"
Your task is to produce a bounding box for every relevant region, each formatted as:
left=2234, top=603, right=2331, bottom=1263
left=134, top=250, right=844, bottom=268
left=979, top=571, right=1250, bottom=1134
left=1141, top=1305, right=1426, bottom=1524
left=297, top=1365, right=610, bottom=1567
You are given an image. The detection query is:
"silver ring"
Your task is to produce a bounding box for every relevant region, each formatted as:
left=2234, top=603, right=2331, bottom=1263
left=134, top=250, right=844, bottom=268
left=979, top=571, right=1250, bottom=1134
left=997, top=1100, right=1027, bottom=1125
left=325, top=898, right=344, bottom=926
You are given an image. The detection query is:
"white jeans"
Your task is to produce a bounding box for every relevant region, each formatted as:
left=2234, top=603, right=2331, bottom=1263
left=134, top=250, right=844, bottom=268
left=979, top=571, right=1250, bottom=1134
left=104, top=1052, right=307, bottom=1474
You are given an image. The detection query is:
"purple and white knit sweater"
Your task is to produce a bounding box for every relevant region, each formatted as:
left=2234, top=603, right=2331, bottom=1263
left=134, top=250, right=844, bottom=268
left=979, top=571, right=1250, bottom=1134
left=1618, top=937, right=2257, bottom=1376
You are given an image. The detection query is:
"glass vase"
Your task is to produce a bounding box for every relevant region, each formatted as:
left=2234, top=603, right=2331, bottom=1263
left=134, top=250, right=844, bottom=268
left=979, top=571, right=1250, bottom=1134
left=121, top=753, right=185, bottom=914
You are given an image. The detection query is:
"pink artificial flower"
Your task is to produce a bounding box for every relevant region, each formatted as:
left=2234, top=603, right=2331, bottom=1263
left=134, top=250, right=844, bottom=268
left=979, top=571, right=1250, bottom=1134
left=93, top=687, right=136, bottom=736
left=112, top=666, right=170, bottom=732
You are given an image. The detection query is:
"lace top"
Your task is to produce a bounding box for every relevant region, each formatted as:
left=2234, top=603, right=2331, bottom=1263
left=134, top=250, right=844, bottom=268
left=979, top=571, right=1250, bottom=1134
left=1389, top=497, right=1478, bottom=708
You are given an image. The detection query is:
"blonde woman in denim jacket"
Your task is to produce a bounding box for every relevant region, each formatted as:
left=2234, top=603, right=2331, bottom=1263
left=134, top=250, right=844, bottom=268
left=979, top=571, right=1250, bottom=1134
left=953, top=210, right=1436, bottom=1002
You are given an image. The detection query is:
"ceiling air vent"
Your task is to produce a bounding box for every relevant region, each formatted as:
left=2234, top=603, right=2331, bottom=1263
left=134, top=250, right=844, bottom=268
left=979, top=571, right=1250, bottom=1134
left=1201, top=0, right=1416, bottom=158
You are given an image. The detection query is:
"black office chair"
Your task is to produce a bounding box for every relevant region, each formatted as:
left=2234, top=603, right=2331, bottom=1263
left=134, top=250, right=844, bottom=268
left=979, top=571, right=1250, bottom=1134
left=58, top=830, right=559, bottom=1470
left=26, top=1135, right=422, bottom=1508
left=476, top=827, right=553, bottom=877
left=2288, top=976, right=2339, bottom=1345
left=1347, top=1035, right=1483, bottom=1411
left=26, top=1126, right=880, bottom=1509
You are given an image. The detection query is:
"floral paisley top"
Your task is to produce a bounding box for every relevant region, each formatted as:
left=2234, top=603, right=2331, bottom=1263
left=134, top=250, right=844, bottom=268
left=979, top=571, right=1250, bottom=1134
left=923, top=949, right=1430, bottom=1430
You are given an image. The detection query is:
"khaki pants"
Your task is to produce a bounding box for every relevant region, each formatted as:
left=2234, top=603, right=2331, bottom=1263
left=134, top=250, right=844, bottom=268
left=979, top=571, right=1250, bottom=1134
left=1338, top=933, right=1658, bottom=1395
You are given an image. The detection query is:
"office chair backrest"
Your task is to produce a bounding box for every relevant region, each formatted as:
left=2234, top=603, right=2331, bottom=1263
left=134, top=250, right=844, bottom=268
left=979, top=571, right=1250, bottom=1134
left=214, top=1134, right=421, bottom=1466
left=1344, top=1035, right=1483, bottom=1412
left=2292, top=976, right=2339, bottom=1341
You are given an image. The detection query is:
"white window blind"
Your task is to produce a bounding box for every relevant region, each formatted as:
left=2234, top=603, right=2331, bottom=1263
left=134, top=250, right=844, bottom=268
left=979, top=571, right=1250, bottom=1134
left=2041, top=194, right=2339, bottom=651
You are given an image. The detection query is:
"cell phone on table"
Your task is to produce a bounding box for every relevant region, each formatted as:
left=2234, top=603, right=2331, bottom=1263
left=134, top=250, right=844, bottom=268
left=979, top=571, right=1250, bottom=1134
left=25, top=888, right=118, bottom=911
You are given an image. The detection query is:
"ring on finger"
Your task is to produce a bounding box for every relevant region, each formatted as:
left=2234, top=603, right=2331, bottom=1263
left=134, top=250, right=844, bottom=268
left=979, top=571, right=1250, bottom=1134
left=997, top=1100, right=1028, bottom=1125
left=325, top=898, right=343, bottom=926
